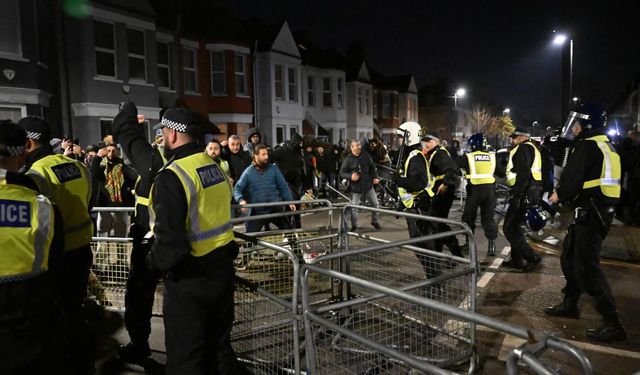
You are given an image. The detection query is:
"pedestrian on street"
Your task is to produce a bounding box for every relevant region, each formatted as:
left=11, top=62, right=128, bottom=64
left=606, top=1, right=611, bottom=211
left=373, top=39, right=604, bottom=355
left=339, top=139, right=382, bottom=231
left=110, top=101, right=166, bottom=364
left=19, top=116, right=96, bottom=374
left=423, top=134, right=463, bottom=257
left=146, top=108, right=248, bottom=374
left=502, top=127, right=543, bottom=272
left=0, top=120, right=66, bottom=375
left=546, top=103, right=627, bottom=342
left=457, top=133, right=498, bottom=256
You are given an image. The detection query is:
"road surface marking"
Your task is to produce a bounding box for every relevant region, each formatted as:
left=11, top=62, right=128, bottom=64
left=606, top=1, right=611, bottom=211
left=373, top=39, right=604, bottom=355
left=477, top=246, right=510, bottom=288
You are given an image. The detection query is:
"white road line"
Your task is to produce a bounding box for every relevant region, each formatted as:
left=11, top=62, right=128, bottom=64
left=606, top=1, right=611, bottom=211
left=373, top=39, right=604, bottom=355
left=477, top=246, right=510, bottom=288
left=497, top=334, right=640, bottom=362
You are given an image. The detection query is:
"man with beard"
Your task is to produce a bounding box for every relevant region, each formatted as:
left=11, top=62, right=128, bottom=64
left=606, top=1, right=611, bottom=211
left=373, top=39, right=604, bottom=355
left=222, top=134, right=251, bottom=184
left=234, top=143, right=296, bottom=233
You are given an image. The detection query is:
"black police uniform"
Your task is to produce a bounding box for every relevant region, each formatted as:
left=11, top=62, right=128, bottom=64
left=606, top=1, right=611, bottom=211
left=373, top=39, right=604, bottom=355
left=427, top=144, right=462, bottom=256
left=0, top=121, right=66, bottom=375
left=457, top=153, right=498, bottom=254
left=111, top=103, right=165, bottom=361
left=545, top=130, right=626, bottom=341
left=395, top=144, right=438, bottom=279
left=503, top=139, right=542, bottom=271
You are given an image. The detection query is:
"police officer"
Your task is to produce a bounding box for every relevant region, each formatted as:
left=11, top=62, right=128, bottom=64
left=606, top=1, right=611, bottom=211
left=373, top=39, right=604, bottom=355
left=422, top=134, right=463, bottom=257
left=393, top=123, right=439, bottom=280
left=19, top=116, right=95, bottom=373
left=109, top=102, right=166, bottom=363
left=503, top=128, right=543, bottom=272
left=546, top=103, right=626, bottom=342
left=457, top=133, right=498, bottom=256
left=0, top=120, right=66, bottom=374
left=146, top=108, right=248, bottom=374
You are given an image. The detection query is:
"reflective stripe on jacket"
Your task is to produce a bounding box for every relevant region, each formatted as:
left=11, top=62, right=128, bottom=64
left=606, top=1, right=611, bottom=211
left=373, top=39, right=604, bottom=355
left=0, top=184, right=54, bottom=282
left=582, top=135, right=621, bottom=198
left=506, top=141, right=541, bottom=186
left=465, top=151, right=496, bottom=185
left=398, top=149, right=434, bottom=208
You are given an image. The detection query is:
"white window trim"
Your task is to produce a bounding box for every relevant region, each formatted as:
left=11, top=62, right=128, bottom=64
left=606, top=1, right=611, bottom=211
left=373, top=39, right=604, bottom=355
left=307, top=75, right=315, bottom=107
left=206, top=43, right=249, bottom=54
left=126, top=27, right=147, bottom=82
left=357, top=86, right=363, bottom=115
left=337, top=78, right=344, bottom=109
left=183, top=47, right=198, bottom=93
left=365, top=88, right=370, bottom=115
left=89, top=6, right=155, bottom=30
left=235, top=53, right=248, bottom=97
left=210, top=50, right=226, bottom=96
left=274, top=64, right=285, bottom=101
left=322, top=77, right=332, bottom=108
left=93, top=19, right=117, bottom=79
left=156, top=32, right=174, bottom=42
left=287, top=67, right=297, bottom=103
left=156, top=41, right=171, bottom=89
left=0, top=0, right=23, bottom=59
left=0, top=104, right=27, bottom=118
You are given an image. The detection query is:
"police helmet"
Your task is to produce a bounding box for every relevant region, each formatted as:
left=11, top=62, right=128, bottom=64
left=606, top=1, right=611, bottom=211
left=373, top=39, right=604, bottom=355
left=468, top=133, right=487, bottom=152
left=397, top=122, right=423, bottom=146
left=525, top=206, right=548, bottom=232
left=560, top=103, right=607, bottom=140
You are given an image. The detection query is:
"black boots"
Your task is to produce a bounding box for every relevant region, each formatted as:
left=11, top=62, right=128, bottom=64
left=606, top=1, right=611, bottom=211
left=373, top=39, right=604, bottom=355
left=487, top=239, right=496, bottom=256
left=117, top=342, right=151, bottom=364
left=544, top=299, right=580, bottom=319
left=586, top=321, right=627, bottom=342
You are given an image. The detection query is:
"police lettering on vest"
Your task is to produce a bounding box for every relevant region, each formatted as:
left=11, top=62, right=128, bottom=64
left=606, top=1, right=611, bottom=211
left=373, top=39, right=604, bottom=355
left=50, top=162, right=81, bottom=183
left=0, top=199, right=31, bottom=227
left=197, top=164, right=225, bottom=188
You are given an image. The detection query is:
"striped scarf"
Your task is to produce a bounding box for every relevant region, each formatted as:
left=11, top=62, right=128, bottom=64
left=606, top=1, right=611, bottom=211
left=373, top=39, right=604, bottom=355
left=101, top=157, right=124, bottom=204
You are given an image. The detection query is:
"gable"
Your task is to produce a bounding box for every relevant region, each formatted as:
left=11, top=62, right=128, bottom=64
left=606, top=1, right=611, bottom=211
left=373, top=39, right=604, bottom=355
left=358, top=62, right=370, bottom=81
left=270, top=22, right=301, bottom=58
left=407, top=76, right=417, bottom=93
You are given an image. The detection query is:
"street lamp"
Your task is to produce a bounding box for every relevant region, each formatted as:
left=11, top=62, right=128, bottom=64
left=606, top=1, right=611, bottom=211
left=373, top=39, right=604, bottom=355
left=453, top=88, right=466, bottom=140
left=553, top=31, right=573, bottom=121
left=503, top=108, right=511, bottom=116
left=532, top=121, right=539, bottom=137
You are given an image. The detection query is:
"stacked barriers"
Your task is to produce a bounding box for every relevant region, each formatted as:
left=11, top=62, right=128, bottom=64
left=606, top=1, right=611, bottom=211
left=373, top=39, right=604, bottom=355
left=88, top=202, right=593, bottom=374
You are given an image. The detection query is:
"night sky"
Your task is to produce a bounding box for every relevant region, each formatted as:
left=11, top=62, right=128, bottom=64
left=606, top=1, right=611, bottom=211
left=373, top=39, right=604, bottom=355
left=217, top=0, right=639, bottom=127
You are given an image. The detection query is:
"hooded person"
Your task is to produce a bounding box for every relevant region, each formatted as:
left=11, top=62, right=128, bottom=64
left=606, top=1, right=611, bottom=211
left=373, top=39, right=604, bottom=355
left=271, top=133, right=305, bottom=228
left=244, top=127, right=263, bottom=157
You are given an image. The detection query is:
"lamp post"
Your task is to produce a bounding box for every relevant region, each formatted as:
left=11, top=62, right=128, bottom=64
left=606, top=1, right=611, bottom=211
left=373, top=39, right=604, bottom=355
left=453, top=88, right=466, bottom=140
left=532, top=121, right=539, bottom=137
left=553, top=32, right=573, bottom=121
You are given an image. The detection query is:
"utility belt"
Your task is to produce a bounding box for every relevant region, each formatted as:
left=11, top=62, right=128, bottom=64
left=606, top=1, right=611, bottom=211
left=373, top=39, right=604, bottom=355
left=574, top=199, right=615, bottom=227
left=166, top=241, right=239, bottom=281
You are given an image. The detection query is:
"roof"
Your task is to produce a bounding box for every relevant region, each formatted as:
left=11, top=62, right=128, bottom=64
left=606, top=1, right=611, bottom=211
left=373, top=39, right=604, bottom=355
left=294, top=32, right=345, bottom=70
left=95, top=0, right=155, bottom=19
left=368, top=65, right=416, bottom=93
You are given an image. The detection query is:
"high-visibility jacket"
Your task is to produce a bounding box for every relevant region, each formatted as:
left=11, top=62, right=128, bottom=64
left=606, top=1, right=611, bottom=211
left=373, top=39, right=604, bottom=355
left=27, top=154, right=93, bottom=251
left=582, top=135, right=621, bottom=198
left=398, top=149, right=435, bottom=208
left=506, top=141, right=542, bottom=187
left=150, top=152, right=234, bottom=257
left=465, top=151, right=496, bottom=185
left=0, top=184, right=54, bottom=282
left=428, top=146, right=451, bottom=184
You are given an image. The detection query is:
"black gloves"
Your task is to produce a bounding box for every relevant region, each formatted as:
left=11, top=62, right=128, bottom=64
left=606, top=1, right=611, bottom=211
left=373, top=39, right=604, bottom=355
left=111, top=100, right=139, bottom=136
left=392, top=172, right=405, bottom=188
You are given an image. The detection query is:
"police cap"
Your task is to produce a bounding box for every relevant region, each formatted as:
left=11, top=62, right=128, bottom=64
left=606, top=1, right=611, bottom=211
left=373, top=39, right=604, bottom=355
left=0, top=120, right=27, bottom=156
left=421, top=134, right=440, bottom=142
left=509, top=127, right=530, bottom=138
left=18, top=116, right=51, bottom=142
left=153, top=108, right=220, bottom=136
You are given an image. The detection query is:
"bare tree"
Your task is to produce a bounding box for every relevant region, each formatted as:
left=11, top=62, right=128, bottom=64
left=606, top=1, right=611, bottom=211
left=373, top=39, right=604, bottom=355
left=464, top=105, right=496, bottom=134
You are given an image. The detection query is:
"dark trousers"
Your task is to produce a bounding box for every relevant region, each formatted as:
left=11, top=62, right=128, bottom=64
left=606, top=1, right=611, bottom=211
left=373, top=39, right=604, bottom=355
left=405, top=202, right=439, bottom=279
left=502, top=197, right=537, bottom=263
left=561, top=209, right=619, bottom=321
left=124, top=239, right=162, bottom=346
left=57, top=245, right=94, bottom=375
left=163, top=259, right=245, bottom=375
left=462, top=184, right=498, bottom=240
left=246, top=214, right=292, bottom=233
left=432, top=185, right=458, bottom=251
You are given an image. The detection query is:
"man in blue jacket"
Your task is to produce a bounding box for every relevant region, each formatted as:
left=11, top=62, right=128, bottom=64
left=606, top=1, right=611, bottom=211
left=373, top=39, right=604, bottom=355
left=234, top=143, right=296, bottom=233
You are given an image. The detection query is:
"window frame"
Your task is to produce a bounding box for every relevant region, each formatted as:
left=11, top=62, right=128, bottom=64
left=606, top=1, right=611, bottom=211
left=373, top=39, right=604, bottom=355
left=337, top=78, right=344, bottom=109
left=126, top=27, right=147, bottom=82
left=274, top=64, right=284, bottom=100
left=156, top=41, right=171, bottom=89
left=93, top=19, right=117, bottom=78
left=210, top=50, right=226, bottom=96
left=0, top=0, right=23, bottom=59
left=322, top=77, right=332, bottom=108
left=182, top=47, right=198, bottom=93
left=307, top=75, right=315, bottom=107
left=234, top=53, right=248, bottom=96
left=287, top=67, right=297, bottom=102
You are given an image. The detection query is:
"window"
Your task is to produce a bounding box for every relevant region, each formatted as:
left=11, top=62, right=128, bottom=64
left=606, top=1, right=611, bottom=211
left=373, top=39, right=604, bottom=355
left=337, top=78, right=344, bottom=108
left=276, top=125, right=285, bottom=144
left=288, top=67, right=297, bottom=102
left=382, top=94, right=390, bottom=117
left=289, top=125, right=298, bottom=140
left=0, top=105, right=24, bottom=123
left=274, top=64, right=284, bottom=100
left=156, top=42, right=171, bottom=88
left=211, top=51, right=225, bottom=95
left=392, top=94, right=398, bottom=118
left=307, top=76, right=315, bottom=106
left=234, top=53, right=247, bottom=96
left=183, top=47, right=197, bottom=92
left=373, top=91, right=378, bottom=117
left=322, top=78, right=332, bottom=107
left=0, top=0, right=21, bottom=56
left=127, top=28, right=146, bottom=81
left=365, top=88, right=370, bottom=115
left=357, top=87, right=363, bottom=115
left=93, top=20, right=116, bottom=77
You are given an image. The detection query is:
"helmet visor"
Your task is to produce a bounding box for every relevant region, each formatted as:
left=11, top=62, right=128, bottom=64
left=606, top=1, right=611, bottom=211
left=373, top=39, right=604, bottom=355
left=560, top=111, right=588, bottom=140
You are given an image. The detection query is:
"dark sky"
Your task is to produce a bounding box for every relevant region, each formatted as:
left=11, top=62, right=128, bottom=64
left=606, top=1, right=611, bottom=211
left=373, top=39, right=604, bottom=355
left=218, top=0, right=639, bottom=127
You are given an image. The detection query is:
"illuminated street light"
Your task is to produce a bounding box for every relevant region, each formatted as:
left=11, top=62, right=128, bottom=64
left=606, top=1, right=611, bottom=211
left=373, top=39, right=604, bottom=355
left=453, top=87, right=466, bottom=139
left=553, top=30, right=574, bottom=121
left=503, top=108, right=511, bottom=116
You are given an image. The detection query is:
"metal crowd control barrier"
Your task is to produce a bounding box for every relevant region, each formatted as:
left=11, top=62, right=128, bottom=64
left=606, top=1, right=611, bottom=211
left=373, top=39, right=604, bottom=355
left=87, top=202, right=592, bottom=374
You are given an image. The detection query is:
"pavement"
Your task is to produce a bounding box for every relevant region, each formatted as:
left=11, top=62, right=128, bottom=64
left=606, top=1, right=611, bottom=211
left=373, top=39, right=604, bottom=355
left=90, top=198, right=640, bottom=374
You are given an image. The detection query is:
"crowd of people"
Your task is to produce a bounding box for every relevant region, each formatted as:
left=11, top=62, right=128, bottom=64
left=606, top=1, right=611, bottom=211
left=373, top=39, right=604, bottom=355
left=1, top=99, right=635, bottom=374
